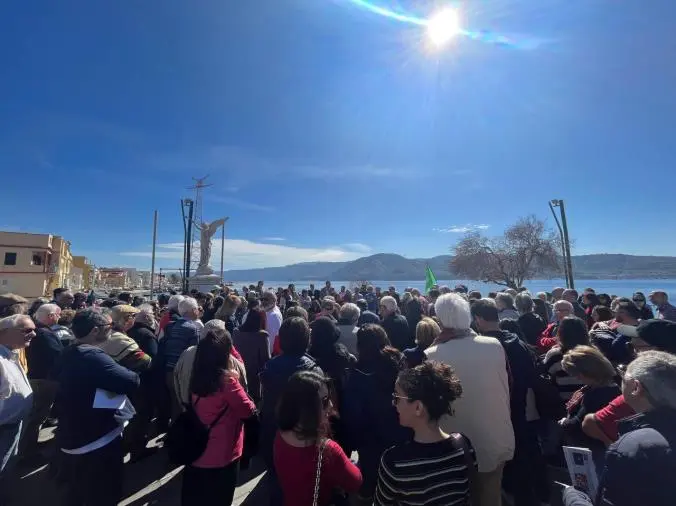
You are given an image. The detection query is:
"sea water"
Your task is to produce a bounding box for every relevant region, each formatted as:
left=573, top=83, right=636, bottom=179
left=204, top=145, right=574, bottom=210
left=237, top=279, right=676, bottom=301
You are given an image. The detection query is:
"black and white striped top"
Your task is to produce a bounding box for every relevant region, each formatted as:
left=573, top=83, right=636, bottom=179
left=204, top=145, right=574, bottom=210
left=374, top=435, right=476, bottom=506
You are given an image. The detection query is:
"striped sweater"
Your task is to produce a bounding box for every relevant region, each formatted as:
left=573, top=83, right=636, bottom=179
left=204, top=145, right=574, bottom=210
left=374, top=435, right=476, bottom=506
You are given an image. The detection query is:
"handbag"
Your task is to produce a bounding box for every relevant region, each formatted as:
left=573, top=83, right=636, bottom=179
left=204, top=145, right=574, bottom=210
left=165, top=397, right=229, bottom=465
left=240, top=409, right=261, bottom=470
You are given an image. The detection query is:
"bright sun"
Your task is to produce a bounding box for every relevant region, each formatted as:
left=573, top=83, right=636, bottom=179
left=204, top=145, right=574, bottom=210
left=426, top=8, right=461, bottom=47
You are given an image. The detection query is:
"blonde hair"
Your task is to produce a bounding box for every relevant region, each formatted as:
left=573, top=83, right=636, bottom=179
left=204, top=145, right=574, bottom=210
left=415, top=317, right=441, bottom=350
left=561, top=345, right=617, bottom=384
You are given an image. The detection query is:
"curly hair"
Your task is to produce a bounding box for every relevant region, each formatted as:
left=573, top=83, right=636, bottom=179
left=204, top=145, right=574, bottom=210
left=396, top=361, right=463, bottom=421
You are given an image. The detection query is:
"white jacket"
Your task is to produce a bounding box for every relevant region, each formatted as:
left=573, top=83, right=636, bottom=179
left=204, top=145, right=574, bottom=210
left=426, top=332, right=515, bottom=472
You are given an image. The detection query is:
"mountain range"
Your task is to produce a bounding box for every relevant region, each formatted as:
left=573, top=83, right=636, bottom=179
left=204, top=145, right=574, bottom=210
left=222, top=253, right=676, bottom=282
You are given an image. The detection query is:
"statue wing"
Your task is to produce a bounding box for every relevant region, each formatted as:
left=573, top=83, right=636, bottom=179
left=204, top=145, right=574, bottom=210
left=207, top=218, right=227, bottom=235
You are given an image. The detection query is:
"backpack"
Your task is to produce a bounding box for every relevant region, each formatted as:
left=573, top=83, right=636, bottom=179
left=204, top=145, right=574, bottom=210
left=165, top=397, right=229, bottom=465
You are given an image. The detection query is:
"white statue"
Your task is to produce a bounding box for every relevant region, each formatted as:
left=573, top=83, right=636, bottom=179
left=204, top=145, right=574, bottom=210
left=194, top=218, right=227, bottom=274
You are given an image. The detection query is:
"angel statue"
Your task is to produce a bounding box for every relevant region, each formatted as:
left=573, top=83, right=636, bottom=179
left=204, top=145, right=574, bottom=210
left=194, top=218, right=228, bottom=273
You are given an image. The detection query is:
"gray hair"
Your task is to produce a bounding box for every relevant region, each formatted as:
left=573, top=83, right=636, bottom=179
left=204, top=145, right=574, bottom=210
left=201, top=319, right=226, bottom=340
left=0, top=314, right=32, bottom=331
left=35, top=303, right=60, bottom=324
left=135, top=304, right=156, bottom=328
left=434, top=293, right=472, bottom=330
left=514, top=293, right=534, bottom=314
left=626, top=351, right=676, bottom=410
left=339, top=303, right=360, bottom=324
left=536, top=292, right=548, bottom=301
left=495, top=292, right=515, bottom=310
left=380, top=296, right=398, bottom=313
left=167, top=294, right=185, bottom=311
left=261, top=291, right=277, bottom=305
left=178, top=297, right=199, bottom=317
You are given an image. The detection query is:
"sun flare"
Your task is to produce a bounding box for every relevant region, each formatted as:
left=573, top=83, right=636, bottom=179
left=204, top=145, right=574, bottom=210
left=426, top=8, right=461, bottom=47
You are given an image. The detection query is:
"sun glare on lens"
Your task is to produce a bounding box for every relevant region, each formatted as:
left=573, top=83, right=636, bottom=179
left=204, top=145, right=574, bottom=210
left=426, top=8, right=461, bottom=47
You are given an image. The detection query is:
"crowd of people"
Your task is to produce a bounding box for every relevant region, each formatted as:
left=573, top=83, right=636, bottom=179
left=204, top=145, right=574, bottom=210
left=0, top=281, right=675, bottom=506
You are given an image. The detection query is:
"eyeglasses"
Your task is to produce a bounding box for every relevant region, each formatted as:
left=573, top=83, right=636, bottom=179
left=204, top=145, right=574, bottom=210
left=16, top=327, right=36, bottom=335
left=391, top=393, right=411, bottom=406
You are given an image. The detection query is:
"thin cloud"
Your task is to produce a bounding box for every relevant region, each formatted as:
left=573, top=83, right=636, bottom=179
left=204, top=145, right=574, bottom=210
left=261, top=237, right=286, bottom=242
left=434, top=224, right=490, bottom=233
left=341, top=243, right=372, bottom=253
left=295, top=164, right=414, bottom=180
left=119, top=238, right=365, bottom=270
left=210, top=196, right=275, bottom=213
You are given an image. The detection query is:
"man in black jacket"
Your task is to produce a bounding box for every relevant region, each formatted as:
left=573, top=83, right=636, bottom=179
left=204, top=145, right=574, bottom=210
left=472, top=298, right=549, bottom=506
left=379, top=296, right=411, bottom=351
left=55, top=309, right=139, bottom=506
left=20, top=303, right=63, bottom=462
left=563, top=351, right=676, bottom=506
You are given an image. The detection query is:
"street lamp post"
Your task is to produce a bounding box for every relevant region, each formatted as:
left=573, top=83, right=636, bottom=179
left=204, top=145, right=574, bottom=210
left=550, top=199, right=574, bottom=289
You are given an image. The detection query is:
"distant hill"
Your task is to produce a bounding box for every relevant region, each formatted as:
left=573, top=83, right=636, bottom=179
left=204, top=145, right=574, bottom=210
left=223, top=253, right=676, bottom=281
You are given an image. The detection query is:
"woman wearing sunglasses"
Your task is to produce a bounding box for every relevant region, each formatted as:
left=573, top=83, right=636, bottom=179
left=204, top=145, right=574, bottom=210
left=374, top=361, right=477, bottom=506
left=274, top=370, right=362, bottom=506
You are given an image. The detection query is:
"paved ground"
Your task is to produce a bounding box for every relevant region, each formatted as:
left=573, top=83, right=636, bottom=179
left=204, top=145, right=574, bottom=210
left=12, top=427, right=268, bottom=506
left=11, top=427, right=570, bottom=506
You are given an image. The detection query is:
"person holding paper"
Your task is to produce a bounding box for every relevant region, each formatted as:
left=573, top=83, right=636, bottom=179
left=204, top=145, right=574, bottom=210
left=54, top=309, right=139, bottom=506
left=562, top=351, right=676, bottom=506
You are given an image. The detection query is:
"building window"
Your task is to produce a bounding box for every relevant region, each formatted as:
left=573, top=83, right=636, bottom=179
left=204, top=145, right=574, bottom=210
left=1, top=280, right=7, bottom=286
left=3, top=253, right=17, bottom=266
left=32, top=252, right=44, bottom=266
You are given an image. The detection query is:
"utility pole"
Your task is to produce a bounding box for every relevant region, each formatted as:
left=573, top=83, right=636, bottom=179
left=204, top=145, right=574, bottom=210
left=549, top=201, right=570, bottom=288
left=149, top=210, right=158, bottom=300
left=181, top=199, right=194, bottom=293
left=550, top=199, right=574, bottom=289
left=220, top=221, right=226, bottom=285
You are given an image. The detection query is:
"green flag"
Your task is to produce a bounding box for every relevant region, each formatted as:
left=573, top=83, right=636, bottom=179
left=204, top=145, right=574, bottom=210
left=425, top=264, right=437, bottom=293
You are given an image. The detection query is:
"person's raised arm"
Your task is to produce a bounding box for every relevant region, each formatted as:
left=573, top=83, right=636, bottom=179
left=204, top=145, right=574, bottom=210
left=222, top=373, right=256, bottom=419
left=94, top=352, right=139, bottom=396
left=582, top=413, right=613, bottom=446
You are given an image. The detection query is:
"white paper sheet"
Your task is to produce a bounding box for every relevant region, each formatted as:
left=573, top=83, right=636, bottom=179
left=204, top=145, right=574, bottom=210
left=563, top=446, right=599, bottom=499
left=93, top=389, right=127, bottom=410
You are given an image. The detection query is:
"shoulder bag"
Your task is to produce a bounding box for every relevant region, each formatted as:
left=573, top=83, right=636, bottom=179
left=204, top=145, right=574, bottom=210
left=166, top=397, right=229, bottom=465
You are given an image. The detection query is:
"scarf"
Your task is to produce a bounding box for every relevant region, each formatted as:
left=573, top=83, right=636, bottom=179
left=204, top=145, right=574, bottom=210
left=432, top=327, right=477, bottom=346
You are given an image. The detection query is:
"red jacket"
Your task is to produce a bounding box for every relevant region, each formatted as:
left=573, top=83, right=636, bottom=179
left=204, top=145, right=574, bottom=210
left=191, top=373, right=256, bottom=468
left=536, top=323, right=559, bottom=354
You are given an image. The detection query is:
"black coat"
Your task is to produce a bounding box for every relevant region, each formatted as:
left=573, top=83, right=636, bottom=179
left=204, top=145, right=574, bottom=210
left=382, top=314, right=412, bottom=351
left=483, top=329, right=538, bottom=436
left=127, top=322, right=158, bottom=359
left=26, top=323, right=63, bottom=380
left=518, top=312, right=547, bottom=346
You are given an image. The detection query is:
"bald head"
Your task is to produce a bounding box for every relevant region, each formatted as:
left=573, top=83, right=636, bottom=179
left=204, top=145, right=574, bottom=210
left=553, top=300, right=574, bottom=321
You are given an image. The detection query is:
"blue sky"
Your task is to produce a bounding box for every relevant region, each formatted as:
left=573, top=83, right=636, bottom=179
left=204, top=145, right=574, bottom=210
left=1, top=0, right=675, bottom=271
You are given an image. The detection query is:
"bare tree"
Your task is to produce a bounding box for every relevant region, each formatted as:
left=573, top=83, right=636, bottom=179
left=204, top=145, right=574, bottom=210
left=451, top=215, right=561, bottom=289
